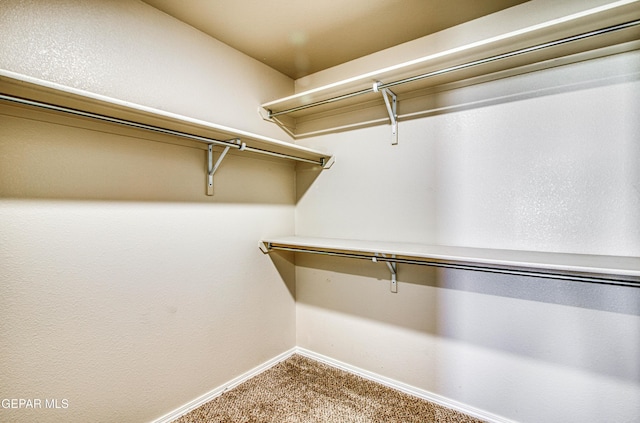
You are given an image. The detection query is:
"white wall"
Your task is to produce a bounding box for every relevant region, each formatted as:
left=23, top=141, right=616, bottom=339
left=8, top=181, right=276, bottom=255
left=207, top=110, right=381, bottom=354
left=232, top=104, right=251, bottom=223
left=294, top=18, right=640, bottom=423
left=294, top=0, right=624, bottom=93
left=2, top=1, right=639, bottom=423
left=0, top=0, right=292, bottom=137
left=0, top=1, right=296, bottom=422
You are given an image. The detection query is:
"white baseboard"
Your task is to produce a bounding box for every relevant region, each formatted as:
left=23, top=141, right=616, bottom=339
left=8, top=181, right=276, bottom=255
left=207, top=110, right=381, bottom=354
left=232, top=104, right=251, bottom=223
left=150, top=348, right=296, bottom=423
left=152, top=346, right=516, bottom=423
left=295, top=347, right=517, bottom=423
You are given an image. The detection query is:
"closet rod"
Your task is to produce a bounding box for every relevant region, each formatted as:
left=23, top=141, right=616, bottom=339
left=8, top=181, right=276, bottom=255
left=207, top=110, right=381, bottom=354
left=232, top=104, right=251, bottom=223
left=267, top=245, right=640, bottom=288
left=0, top=94, right=325, bottom=166
left=241, top=145, right=321, bottom=164
left=268, top=19, right=640, bottom=118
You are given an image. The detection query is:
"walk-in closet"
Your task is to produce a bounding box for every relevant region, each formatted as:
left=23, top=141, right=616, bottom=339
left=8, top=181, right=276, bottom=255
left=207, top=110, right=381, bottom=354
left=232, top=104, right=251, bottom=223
left=1, top=1, right=639, bottom=422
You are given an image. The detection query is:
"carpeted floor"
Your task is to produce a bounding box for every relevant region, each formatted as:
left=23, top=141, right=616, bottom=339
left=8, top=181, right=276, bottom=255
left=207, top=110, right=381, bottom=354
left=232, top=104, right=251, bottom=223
left=173, top=354, right=486, bottom=423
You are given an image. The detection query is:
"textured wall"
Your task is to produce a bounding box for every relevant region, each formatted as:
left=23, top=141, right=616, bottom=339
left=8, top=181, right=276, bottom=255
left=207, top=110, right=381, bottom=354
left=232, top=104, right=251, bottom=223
left=294, top=44, right=640, bottom=423
left=0, top=0, right=292, bottom=138
left=294, top=0, right=621, bottom=93
left=296, top=51, right=640, bottom=255
left=0, top=1, right=296, bottom=422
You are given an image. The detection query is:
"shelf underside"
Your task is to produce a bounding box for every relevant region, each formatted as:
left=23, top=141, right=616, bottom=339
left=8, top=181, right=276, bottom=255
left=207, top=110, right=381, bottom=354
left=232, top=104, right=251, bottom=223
left=261, top=1, right=640, bottom=138
left=0, top=70, right=332, bottom=165
left=262, top=236, right=640, bottom=287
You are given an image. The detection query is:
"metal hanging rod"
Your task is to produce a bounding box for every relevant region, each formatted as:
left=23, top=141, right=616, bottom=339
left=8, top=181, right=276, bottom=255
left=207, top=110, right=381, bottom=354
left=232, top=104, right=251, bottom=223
left=0, top=93, right=326, bottom=166
left=265, top=244, right=640, bottom=288
left=242, top=145, right=324, bottom=165
left=268, top=19, right=640, bottom=118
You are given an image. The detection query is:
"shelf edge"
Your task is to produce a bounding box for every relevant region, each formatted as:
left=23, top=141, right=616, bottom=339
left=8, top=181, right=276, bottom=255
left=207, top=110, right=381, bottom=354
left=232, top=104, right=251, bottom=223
left=0, top=69, right=333, bottom=164
left=261, top=237, right=640, bottom=286
left=260, top=0, right=640, bottom=115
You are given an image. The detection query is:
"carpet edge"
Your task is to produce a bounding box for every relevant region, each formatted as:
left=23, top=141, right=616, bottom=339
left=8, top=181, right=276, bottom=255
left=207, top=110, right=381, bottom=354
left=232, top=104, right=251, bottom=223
left=150, top=348, right=297, bottom=423
left=295, top=347, right=518, bottom=423
left=150, top=346, right=518, bottom=423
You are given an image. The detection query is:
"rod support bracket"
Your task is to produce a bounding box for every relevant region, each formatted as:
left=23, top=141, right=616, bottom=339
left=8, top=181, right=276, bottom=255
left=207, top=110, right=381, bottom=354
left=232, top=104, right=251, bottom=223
left=375, top=253, right=398, bottom=293
left=207, top=143, right=232, bottom=196
left=259, top=241, right=272, bottom=254
left=374, top=82, right=398, bottom=145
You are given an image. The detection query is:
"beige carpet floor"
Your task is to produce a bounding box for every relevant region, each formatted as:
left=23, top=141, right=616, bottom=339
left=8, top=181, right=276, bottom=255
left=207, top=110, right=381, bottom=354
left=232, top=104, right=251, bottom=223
left=174, top=354, right=486, bottom=423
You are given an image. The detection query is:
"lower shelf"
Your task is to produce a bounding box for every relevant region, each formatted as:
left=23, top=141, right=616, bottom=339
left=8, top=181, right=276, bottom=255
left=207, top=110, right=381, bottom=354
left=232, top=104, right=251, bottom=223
left=261, top=236, right=640, bottom=287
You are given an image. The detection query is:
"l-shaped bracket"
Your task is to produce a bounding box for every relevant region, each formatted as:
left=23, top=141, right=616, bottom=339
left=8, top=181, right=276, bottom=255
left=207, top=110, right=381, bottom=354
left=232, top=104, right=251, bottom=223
left=207, top=139, right=243, bottom=196
left=373, top=82, right=398, bottom=145
left=374, top=253, right=398, bottom=293
left=261, top=241, right=398, bottom=293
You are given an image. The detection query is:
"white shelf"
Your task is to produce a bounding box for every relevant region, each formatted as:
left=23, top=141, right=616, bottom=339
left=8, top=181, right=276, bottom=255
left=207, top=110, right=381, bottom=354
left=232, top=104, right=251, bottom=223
left=260, top=0, right=640, bottom=138
left=0, top=69, right=333, bottom=167
left=261, top=236, right=640, bottom=287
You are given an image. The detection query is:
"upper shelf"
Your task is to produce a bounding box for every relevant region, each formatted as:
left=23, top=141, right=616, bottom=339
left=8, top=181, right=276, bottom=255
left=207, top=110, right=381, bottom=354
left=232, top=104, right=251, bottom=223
left=261, top=236, right=640, bottom=287
left=0, top=69, right=334, bottom=168
left=260, top=0, right=640, bottom=138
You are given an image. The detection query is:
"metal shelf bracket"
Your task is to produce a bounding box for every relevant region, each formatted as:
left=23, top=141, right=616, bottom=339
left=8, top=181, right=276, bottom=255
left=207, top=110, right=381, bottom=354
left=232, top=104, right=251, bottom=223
left=373, top=82, right=398, bottom=145
left=259, top=241, right=272, bottom=254
left=207, top=139, right=241, bottom=196
left=374, top=253, right=398, bottom=293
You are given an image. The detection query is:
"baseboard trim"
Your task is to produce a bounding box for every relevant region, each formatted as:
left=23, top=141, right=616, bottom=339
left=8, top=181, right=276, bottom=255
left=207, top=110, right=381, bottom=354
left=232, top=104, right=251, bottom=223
left=152, top=346, right=516, bottom=423
left=150, top=348, right=297, bottom=423
left=295, top=347, right=517, bottom=423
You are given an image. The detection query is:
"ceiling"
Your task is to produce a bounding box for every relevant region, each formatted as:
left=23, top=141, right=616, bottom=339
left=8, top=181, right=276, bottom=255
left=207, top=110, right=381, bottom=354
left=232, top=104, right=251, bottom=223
left=142, top=0, right=528, bottom=79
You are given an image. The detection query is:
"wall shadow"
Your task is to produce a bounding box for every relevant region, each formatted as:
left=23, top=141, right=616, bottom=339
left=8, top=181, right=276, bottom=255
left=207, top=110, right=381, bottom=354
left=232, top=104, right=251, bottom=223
left=292, top=49, right=640, bottom=139
left=0, top=102, right=298, bottom=205
left=266, top=250, right=297, bottom=299
left=292, top=251, right=640, bottom=385
left=295, top=162, right=323, bottom=203
left=292, top=251, right=640, bottom=316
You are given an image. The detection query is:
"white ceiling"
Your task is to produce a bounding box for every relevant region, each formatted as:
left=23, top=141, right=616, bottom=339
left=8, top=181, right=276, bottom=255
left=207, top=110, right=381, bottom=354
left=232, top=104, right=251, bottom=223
left=142, top=0, right=528, bottom=79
